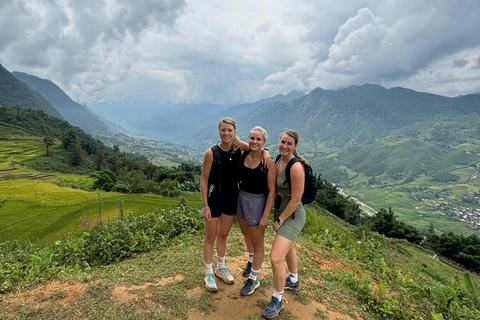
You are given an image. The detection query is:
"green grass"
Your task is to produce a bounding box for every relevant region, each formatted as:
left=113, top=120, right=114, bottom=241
left=1, top=204, right=480, bottom=319
left=0, top=188, right=202, bottom=244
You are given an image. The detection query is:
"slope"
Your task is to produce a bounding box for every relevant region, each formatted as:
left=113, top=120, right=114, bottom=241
left=0, top=65, right=63, bottom=119
left=13, top=71, right=110, bottom=133
left=1, top=204, right=479, bottom=320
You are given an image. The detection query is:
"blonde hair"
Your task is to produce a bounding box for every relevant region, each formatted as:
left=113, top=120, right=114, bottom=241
left=281, top=129, right=309, bottom=165
left=218, top=117, right=241, bottom=152
left=249, top=126, right=267, bottom=141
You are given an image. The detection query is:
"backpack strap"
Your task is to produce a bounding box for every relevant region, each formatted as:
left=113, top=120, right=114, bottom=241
left=241, top=149, right=251, bottom=164
left=209, top=145, right=222, bottom=193
left=276, top=156, right=302, bottom=220
left=284, top=157, right=301, bottom=187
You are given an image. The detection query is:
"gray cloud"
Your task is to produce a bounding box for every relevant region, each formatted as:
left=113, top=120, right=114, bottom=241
left=0, top=0, right=186, bottom=101
left=1, top=0, right=480, bottom=103
left=475, top=55, right=480, bottom=69
left=453, top=59, right=468, bottom=68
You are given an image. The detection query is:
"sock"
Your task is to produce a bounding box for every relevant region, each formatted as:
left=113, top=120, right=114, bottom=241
left=273, top=289, right=284, bottom=301
left=289, top=272, right=298, bottom=283
left=205, top=263, right=213, bottom=274
left=249, top=268, right=260, bottom=281
left=217, top=256, right=225, bottom=269
left=248, top=252, right=254, bottom=263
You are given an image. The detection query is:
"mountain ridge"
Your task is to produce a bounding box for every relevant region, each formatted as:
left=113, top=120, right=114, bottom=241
left=12, top=71, right=110, bottom=133
left=0, top=65, right=63, bottom=119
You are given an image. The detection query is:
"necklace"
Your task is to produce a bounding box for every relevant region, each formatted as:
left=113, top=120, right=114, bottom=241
left=218, top=144, right=233, bottom=161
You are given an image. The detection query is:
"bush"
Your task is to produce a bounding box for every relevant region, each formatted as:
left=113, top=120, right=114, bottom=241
left=111, top=183, right=130, bottom=193
left=0, top=199, right=203, bottom=292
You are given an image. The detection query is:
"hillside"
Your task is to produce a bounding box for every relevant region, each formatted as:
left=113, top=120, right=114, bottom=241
left=0, top=65, right=63, bottom=119
left=12, top=71, right=110, bottom=133
left=1, top=202, right=479, bottom=320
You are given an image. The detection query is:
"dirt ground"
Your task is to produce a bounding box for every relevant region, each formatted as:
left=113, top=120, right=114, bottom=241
left=1, top=247, right=363, bottom=320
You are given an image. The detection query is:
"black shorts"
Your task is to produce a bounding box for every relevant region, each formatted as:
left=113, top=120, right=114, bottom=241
left=208, top=189, right=239, bottom=218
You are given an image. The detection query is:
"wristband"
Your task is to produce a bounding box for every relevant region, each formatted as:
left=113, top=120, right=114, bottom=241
left=276, top=217, right=284, bottom=226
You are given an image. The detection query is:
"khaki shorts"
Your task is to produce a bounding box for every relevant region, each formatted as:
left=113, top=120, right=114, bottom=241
left=274, top=195, right=306, bottom=241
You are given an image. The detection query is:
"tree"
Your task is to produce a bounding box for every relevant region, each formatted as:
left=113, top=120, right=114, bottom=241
left=43, top=136, right=54, bottom=156
left=93, top=169, right=118, bottom=192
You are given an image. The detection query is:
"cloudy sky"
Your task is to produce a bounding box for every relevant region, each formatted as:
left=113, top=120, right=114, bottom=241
left=1, top=0, right=480, bottom=105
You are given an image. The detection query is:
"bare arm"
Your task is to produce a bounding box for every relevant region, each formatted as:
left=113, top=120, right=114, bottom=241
left=259, top=164, right=277, bottom=228
left=200, top=149, right=214, bottom=221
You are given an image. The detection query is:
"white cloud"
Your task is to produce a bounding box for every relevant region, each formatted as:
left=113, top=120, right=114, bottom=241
left=1, top=0, right=480, bottom=103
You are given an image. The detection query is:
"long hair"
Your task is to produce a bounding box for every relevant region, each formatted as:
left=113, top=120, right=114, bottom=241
left=249, top=126, right=267, bottom=142
left=218, top=117, right=241, bottom=152
left=281, top=130, right=309, bottom=165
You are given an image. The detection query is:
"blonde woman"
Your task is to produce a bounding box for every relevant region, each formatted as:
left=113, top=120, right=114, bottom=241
left=200, top=118, right=271, bottom=292
left=263, top=130, right=306, bottom=319
left=236, top=127, right=276, bottom=295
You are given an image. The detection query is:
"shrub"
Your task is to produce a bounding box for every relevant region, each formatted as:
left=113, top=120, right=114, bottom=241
left=0, top=199, right=203, bottom=292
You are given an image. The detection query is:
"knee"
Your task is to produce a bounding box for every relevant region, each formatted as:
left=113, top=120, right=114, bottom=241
left=217, top=231, right=228, bottom=241
left=270, top=251, right=283, bottom=268
left=252, top=242, right=264, bottom=253
left=204, top=234, right=216, bottom=245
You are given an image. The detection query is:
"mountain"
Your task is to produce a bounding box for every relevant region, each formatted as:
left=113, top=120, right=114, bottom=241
left=206, top=90, right=305, bottom=122
left=13, top=71, right=110, bottom=133
left=180, top=84, right=479, bottom=151
left=0, top=65, right=63, bottom=119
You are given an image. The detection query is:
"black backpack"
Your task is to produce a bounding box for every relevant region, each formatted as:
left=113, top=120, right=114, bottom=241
left=275, top=155, right=317, bottom=205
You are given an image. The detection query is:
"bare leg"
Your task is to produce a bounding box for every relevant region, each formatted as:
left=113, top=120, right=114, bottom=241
left=285, top=245, right=298, bottom=274
left=238, top=218, right=254, bottom=254
left=216, top=214, right=236, bottom=258
left=270, top=235, right=294, bottom=292
left=250, top=226, right=266, bottom=271
left=203, top=217, right=219, bottom=264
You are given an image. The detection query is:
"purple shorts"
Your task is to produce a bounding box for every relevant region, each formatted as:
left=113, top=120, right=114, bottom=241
left=236, top=190, right=267, bottom=226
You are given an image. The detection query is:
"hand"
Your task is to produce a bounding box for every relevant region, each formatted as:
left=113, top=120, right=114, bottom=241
left=262, top=150, right=273, bottom=169
left=259, top=216, right=269, bottom=229
left=272, top=221, right=280, bottom=232
left=202, top=207, right=212, bottom=221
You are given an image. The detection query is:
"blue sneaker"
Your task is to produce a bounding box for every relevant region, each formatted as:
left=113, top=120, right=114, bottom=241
left=242, top=261, right=252, bottom=277
left=262, top=296, right=283, bottom=319
left=204, top=273, right=218, bottom=292
left=284, top=276, right=301, bottom=291
left=240, top=278, right=260, bottom=296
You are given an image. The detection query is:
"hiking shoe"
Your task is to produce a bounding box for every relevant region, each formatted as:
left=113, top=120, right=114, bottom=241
left=240, top=278, right=260, bottom=296
left=215, top=267, right=234, bottom=284
left=204, top=273, right=218, bottom=292
left=284, top=276, right=301, bottom=291
left=242, top=261, right=252, bottom=277
left=262, top=296, right=283, bottom=319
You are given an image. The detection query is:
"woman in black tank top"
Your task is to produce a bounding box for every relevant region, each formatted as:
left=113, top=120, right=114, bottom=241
left=200, top=118, right=272, bottom=292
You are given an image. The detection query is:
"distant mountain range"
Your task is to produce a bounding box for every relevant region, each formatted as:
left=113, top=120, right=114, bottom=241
left=174, top=84, right=480, bottom=153
left=0, top=64, right=63, bottom=119
left=138, top=91, right=305, bottom=142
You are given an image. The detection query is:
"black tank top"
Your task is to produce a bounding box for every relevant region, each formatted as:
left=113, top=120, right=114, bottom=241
left=238, top=150, right=269, bottom=194
left=217, top=146, right=241, bottom=192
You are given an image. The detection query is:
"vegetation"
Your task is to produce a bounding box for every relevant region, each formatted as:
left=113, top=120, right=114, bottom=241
left=0, top=64, right=62, bottom=118
left=0, top=198, right=202, bottom=292
left=0, top=105, right=202, bottom=195
left=311, top=176, right=480, bottom=273
left=1, top=200, right=480, bottom=319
